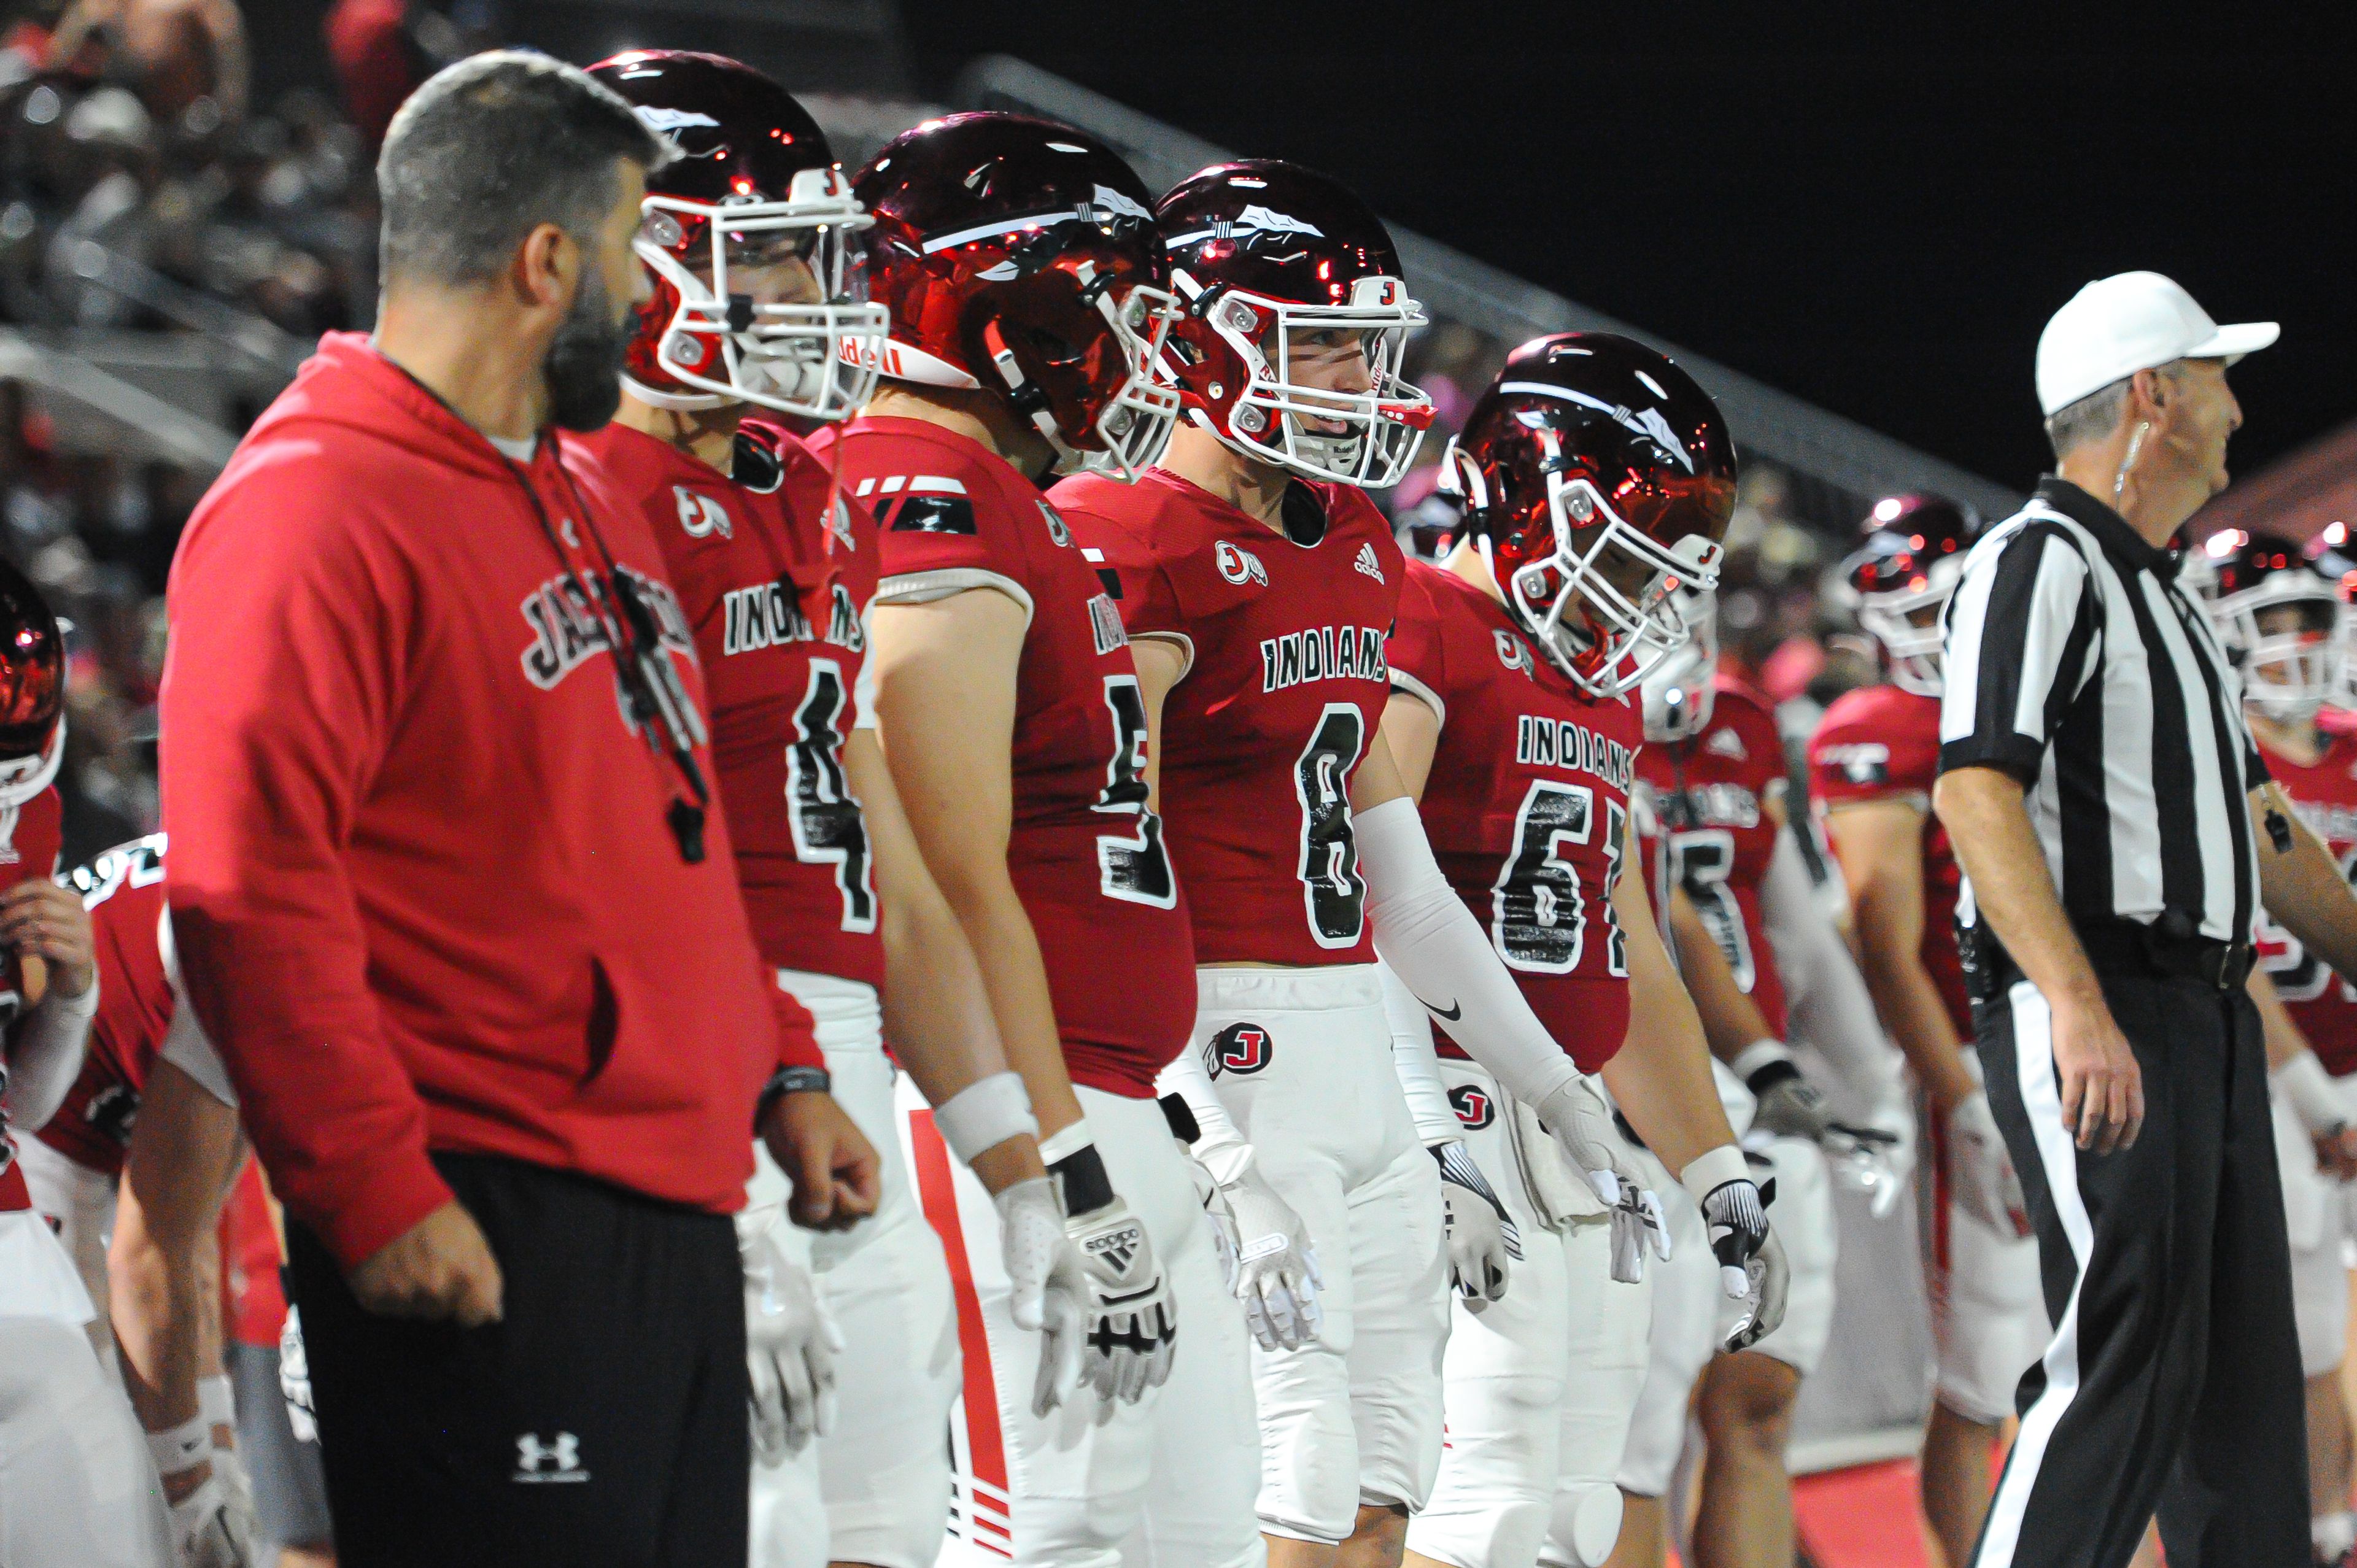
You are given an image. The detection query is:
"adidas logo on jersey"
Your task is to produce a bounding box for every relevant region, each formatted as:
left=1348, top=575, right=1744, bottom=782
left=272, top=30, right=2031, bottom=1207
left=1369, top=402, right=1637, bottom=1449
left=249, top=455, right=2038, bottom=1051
left=1353, top=542, right=1385, bottom=583
left=1705, top=727, right=1748, bottom=762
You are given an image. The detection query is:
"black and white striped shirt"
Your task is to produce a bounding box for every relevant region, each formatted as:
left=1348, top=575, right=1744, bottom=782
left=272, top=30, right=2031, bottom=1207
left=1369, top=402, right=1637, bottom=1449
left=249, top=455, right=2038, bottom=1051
left=1938, top=476, right=2267, bottom=946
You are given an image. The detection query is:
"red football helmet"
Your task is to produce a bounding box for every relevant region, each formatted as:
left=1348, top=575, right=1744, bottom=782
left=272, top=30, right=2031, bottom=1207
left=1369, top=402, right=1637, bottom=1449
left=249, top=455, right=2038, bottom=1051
left=2185, top=528, right=2343, bottom=721
left=1442, top=333, right=1736, bottom=698
left=850, top=112, right=1180, bottom=479
left=1154, top=161, right=1434, bottom=488
left=587, top=51, right=888, bottom=422
left=0, top=558, right=64, bottom=811
left=1835, top=495, right=1978, bottom=697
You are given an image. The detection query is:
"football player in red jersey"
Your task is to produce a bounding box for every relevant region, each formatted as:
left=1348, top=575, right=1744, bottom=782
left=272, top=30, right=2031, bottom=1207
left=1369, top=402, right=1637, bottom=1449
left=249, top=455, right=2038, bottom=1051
left=567, top=56, right=1083, bottom=1568
left=831, top=112, right=1261, bottom=1567
left=18, top=833, right=269, bottom=1562
left=2185, top=531, right=2357, bottom=1568
left=1807, top=495, right=2049, bottom=1567
left=1362, top=331, right=1782, bottom=1568
left=1059, top=182, right=1728, bottom=1568
left=1623, top=601, right=1905, bottom=1568
left=0, top=561, right=175, bottom=1566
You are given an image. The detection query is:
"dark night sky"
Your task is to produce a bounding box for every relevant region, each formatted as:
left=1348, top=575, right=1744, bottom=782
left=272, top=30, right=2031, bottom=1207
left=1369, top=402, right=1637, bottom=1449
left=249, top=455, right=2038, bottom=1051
left=897, top=2, right=2356, bottom=494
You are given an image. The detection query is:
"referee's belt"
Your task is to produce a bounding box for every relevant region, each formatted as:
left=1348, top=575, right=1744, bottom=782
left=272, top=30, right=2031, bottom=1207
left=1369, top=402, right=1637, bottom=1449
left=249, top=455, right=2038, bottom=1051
left=2072, top=916, right=2254, bottom=993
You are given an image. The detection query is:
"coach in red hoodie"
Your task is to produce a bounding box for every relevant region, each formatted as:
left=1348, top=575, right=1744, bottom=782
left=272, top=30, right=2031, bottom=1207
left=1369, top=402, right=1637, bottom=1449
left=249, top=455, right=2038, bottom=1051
left=159, top=53, right=876, bottom=1567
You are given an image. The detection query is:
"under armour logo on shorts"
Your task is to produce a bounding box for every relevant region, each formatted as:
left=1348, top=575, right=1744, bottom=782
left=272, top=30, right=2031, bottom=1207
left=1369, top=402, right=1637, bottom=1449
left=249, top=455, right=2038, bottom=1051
left=514, top=1432, right=588, bottom=1483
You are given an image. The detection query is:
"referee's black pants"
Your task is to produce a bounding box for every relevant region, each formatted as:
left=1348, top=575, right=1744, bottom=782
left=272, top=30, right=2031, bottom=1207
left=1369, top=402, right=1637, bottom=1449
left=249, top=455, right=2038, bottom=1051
left=1968, top=969, right=2306, bottom=1568
left=287, top=1152, right=749, bottom=1568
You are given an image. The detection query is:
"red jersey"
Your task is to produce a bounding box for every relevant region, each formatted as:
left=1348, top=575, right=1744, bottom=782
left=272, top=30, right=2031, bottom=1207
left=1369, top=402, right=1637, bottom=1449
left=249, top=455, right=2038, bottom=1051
left=1053, top=469, right=1404, bottom=967
left=0, top=787, right=63, bottom=1213
left=565, top=420, right=883, bottom=991
left=36, top=836, right=179, bottom=1177
left=1635, top=677, right=1789, bottom=1038
left=2251, top=728, right=2357, bottom=1075
left=1807, top=682, right=1970, bottom=1035
left=162, top=334, right=813, bottom=1270
left=839, top=416, right=1194, bottom=1097
left=1387, top=564, right=1640, bottom=1072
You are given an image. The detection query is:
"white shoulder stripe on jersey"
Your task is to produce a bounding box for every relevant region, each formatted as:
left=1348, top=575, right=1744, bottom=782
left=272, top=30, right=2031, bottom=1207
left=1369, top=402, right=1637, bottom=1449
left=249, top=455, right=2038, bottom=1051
left=875, top=568, right=1036, bottom=631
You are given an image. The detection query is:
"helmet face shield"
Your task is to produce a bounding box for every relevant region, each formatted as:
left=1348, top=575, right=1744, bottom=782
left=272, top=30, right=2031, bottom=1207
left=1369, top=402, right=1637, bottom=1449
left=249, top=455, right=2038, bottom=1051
left=632, top=172, right=890, bottom=421
left=1176, top=272, right=1434, bottom=487
left=2224, top=582, right=2345, bottom=722
left=1504, top=467, right=1727, bottom=699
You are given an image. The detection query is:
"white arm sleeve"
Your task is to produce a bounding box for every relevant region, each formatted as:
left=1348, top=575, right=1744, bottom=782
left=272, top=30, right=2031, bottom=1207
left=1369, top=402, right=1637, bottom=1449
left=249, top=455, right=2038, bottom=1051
left=1152, top=1037, right=1255, bottom=1186
left=1357, top=796, right=1584, bottom=1110
left=1760, top=827, right=1903, bottom=1107
left=2, top=975, right=98, bottom=1133
left=1380, top=962, right=1462, bottom=1146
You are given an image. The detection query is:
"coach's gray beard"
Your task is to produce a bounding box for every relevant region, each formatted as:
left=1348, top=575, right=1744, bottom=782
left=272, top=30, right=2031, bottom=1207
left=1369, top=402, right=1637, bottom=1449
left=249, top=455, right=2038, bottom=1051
left=545, top=269, right=630, bottom=433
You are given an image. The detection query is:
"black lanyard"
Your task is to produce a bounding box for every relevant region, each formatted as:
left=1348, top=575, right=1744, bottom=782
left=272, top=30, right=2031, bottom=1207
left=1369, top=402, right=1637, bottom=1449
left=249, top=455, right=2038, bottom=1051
left=381, top=355, right=711, bottom=863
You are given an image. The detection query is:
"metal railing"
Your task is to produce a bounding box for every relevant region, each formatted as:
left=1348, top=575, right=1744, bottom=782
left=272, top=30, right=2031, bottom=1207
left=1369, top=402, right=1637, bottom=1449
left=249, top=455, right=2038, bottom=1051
left=951, top=54, right=2023, bottom=525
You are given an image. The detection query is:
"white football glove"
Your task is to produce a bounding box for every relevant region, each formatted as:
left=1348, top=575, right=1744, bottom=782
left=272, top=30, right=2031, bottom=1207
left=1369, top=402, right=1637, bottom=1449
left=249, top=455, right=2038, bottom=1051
left=1948, top=1090, right=2032, bottom=1238
left=1214, top=1161, right=1323, bottom=1350
left=1822, top=1099, right=1914, bottom=1219
left=993, top=1176, right=1090, bottom=1418
left=169, top=1446, right=258, bottom=1568
left=740, top=1213, right=839, bottom=1465
left=1433, top=1141, right=1519, bottom=1303
left=1692, top=1172, right=1788, bottom=1350
left=1178, top=1146, right=1243, bottom=1293
left=1066, top=1195, right=1178, bottom=1404
left=1536, top=1075, right=1669, bottom=1281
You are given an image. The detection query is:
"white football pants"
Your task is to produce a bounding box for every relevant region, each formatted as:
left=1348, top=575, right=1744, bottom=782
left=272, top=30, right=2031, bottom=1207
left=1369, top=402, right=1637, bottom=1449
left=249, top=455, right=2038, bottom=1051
left=1403, top=1060, right=1654, bottom=1568
left=751, top=973, right=958, bottom=1568
left=1196, top=964, right=1450, bottom=1545
left=904, top=1080, right=1263, bottom=1568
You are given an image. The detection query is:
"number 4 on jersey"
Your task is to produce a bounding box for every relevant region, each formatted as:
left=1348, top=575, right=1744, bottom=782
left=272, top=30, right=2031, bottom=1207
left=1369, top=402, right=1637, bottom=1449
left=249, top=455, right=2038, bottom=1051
left=786, top=659, right=877, bottom=932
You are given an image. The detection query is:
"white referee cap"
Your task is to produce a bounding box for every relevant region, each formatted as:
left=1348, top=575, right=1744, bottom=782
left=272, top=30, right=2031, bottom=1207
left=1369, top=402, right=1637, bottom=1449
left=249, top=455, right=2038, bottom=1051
left=2035, top=271, right=2278, bottom=415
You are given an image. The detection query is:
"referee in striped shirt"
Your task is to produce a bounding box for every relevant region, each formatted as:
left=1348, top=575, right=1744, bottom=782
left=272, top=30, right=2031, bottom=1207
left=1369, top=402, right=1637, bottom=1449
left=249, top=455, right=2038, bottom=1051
left=1935, top=272, right=2357, bottom=1568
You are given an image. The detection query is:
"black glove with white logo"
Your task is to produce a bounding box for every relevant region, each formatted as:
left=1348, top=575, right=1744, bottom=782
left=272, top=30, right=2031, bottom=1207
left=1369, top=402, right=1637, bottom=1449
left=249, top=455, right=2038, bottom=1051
left=1682, top=1145, right=1788, bottom=1351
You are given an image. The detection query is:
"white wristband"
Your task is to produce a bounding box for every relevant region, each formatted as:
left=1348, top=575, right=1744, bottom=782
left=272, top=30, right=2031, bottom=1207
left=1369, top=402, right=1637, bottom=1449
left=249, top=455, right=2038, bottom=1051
left=932, top=1072, right=1039, bottom=1165
left=146, top=1412, right=213, bottom=1478
left=1037, top=1118, right=1094, bottom=1167
left=1730, top=1039, right=1794, bottom=1081
left=1680, top=1143, right=1754, bottom=1208
left=198, top=1372, right=234, bottom=1431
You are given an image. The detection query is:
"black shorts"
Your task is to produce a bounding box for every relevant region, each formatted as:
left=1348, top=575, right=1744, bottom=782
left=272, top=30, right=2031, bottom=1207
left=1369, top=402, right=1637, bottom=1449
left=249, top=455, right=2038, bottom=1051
left=287, top=1152, right=748, bottom=1568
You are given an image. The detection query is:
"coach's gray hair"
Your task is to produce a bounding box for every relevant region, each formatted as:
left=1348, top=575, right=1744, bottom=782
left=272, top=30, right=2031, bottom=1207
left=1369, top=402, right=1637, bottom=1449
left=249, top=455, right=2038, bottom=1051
left=2045, top=359, right=2188, bottom=460
left=376, top=51, right=667, bottom=288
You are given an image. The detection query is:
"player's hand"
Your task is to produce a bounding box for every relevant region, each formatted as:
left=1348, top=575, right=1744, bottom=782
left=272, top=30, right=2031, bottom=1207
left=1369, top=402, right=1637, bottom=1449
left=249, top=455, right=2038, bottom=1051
left=1064, top=1194, right=1177, bottom=1404
left=1433, top=1140, right=1518, bottom=1303
left=2316, top=1128, right=2357, bottom=1183
left=2050, top=993, right=2143, bottom=1154
left=739, top=1213, right=839, bottom=1464
left=759, top=1089, right=881, bottom=1232
left=1537, top=1075, right=1667, bottom=1281
left=346, top=1200, right=504, bottom=1325
left=1178, top=1146, right=1242, bottom=1292
left=992, top=1176, right=1089, bottom=1418
left=1720, top=1224, right=1790, bottom=1352
left=1822, top=1099, right=1913, bottom=1219
left=1948, top=1091, right=2032, bottom=1238
left=1742, top=1049, right=1836, bottom=1143
left=1217, top=1162, right=1323, bottom=1348
left=168, top=1457, right=257, bottom=1568
left=0, top=879, right=95, bottom=998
